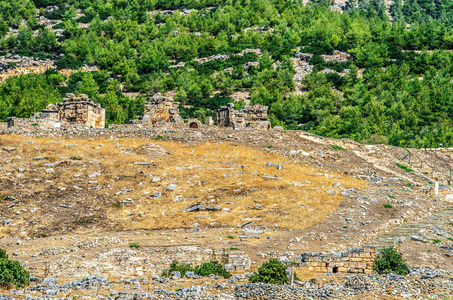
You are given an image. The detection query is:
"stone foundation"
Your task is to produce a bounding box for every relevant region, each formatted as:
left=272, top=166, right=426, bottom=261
left=0, top=122, right=7, bottom=130
left=300, top=246, right=376, bottom=274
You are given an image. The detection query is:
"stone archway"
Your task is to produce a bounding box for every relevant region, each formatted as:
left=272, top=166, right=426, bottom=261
left=187, top=119, right=202, bottom=129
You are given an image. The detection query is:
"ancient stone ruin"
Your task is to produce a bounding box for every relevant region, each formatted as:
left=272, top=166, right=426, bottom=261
left=299, top=246, right=376, bottom=274
left=127, top=93, right=183, bottom=127
left=6, top=93, right=105, bottom=130
left=216, top=103, right=271, bottom=130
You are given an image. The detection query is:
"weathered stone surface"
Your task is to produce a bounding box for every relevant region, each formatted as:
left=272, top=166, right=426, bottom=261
left=216, top=103, right=271, bottom=130
left=7, top=93, right=105, bottom=130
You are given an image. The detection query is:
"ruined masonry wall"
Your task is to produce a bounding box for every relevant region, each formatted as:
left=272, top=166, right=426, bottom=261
left=216, top=103, right=270, bottom=130
left=300, top=246, right=376, bottom=274
left=6, top=93, right=105, bottom=130
left=128, top=93, right=182, bottom=127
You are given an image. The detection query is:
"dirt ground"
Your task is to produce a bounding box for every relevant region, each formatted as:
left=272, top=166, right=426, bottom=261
left=1, top=129, right=453, bottom=297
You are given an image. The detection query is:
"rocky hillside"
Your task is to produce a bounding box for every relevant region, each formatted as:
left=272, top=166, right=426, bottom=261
left=1, top=127, right=453, bottom=299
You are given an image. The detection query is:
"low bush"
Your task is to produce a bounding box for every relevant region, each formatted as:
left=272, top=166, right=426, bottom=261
left=0, top=249, right=30, bottom=288
left=395, top=163, right=414, bottom=172
left=55, top=55, right=83, bottom=70
left=194, top=261, right=231, bottom=278
left=161, top=261, right=195, bottom=278
left=0, top=249, right=8, bottom=260
left=331, top=145, right=344, bottom=150
left=373, top=247, right=409, bottom=275
left=249, top=258, right=289, bottom=285
left=129, top=242, right=140, bottom=249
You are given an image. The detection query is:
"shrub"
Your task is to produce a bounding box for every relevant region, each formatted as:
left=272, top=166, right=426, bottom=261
left=129, top=242, right=140, bottom=249
left=249, top=259, right=289, bottom=285
left=0, top=249, right=8, bottom=260
left=151, top=135, right=167, bottom=141
left=161, top=261, right=195, bottom=278
left=0, top=251, right=30, bottom=288
left=55, top=55, right=83, bottom=70
left=194, top=261, right=231, bottom=278
left=372, top=247, right=409, bottom=275
left=395, top=163, right=413, bottom=172
left=383, top=204, right=393, bottom=209
left=331, top=145, right=344, bottom=150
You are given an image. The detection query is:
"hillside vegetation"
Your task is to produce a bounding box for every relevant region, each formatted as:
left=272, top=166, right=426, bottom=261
left=2, top=0, right=453, bottom=147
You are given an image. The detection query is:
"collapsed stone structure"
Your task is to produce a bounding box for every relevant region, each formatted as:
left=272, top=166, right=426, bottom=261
left=216, top=103, right=271, bottom=130
left=6, top=93, right=105, bottom=130
left=127, top=93, right=183, bottom=126
left=3, top=92, right=272, bottom=131
left=299, top=246, right=376, bottom=274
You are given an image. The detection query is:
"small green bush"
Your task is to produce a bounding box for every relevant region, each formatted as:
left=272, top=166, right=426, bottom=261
left=331, top=145, right=344, bottom=150
left=161, top=261, right=195, bottom=278
left=111, top=201, right=122, bottom=208
left=0, top=250, right=30, bottom=288
left=0, top=249, right=8, bottom=260
left=194, top=261, right=231, bottom=278
left=129, top=242, right=140, bottom=249
left=249, top=259, right=289, bottom=285
left=372, top=247, right=409, bottom=275
left=151, top=136, right=167, bottom=141
left=383, top=204, right=393, bottom=209
left=395, top=163, right=413, bottom=172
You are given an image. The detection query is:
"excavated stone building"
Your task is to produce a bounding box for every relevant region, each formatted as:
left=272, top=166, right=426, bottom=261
left=216, top=103, right=271, bottom=130
left=126, top=93, right=183, bottom=127
left=299, top=246, right=376, bottom=274
left=6, top=93, right=105, bottom=130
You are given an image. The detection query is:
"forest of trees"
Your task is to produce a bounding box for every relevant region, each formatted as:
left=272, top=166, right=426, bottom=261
left=2, top=0, right=453, bottom=147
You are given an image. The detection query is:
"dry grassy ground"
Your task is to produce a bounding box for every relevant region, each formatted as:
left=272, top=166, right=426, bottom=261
left=2, top=131, right=453, bottom=299
left=0, top=135, right=363, bottom=239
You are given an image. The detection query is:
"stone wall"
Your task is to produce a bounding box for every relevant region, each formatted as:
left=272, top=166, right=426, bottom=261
left=128, top=93, right=183, bottom=127
left=299, top=246, right=376, bottom=274
left=216, top=103, right=271, bottom=130
left=7, top=93, right=105, bottom=130
left=0, top=122, right=7, bottom=130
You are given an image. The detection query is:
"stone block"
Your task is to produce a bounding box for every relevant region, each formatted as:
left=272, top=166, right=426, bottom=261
left=350, top=257, right=363, bottom=262
left=357, top=262, right=367, bottom=269
left=363, top=247, right=376, bottom=253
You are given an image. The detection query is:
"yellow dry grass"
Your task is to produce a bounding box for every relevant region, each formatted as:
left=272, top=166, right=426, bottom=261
left=0, top=135, right=365, bottom=231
